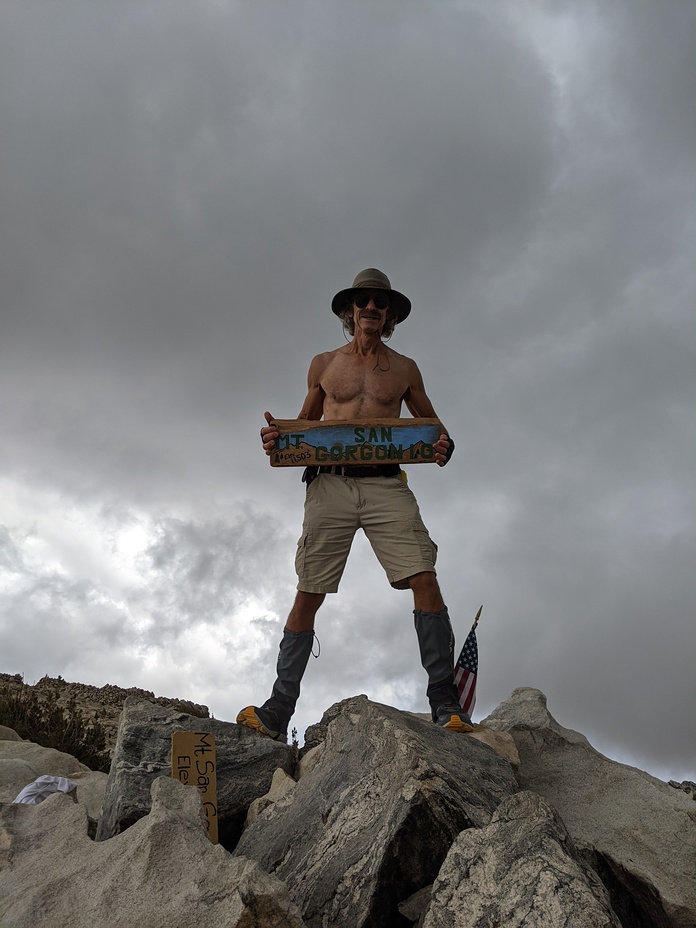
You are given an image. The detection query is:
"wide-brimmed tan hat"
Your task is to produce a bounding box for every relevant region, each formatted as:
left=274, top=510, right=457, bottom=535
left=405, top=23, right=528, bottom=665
left=331, top=268, right=411, bottom=324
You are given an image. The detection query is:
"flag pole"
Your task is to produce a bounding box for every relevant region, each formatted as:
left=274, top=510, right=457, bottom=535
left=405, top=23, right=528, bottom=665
left=471, top=604, right=483, bottom=631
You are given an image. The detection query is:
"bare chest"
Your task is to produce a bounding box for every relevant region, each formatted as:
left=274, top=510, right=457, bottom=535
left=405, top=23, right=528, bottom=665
left=320, top=353, right=409, bottom=416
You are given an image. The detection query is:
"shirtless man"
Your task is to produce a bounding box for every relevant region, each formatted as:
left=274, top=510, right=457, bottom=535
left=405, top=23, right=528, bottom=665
left=236, top=268, right=473, bottom=741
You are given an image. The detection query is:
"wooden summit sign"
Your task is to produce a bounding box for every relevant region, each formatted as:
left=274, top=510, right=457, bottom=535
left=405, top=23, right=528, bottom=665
left=269, top=418, right=445, bottom=468
left=171, top=731, right=218, bottom=844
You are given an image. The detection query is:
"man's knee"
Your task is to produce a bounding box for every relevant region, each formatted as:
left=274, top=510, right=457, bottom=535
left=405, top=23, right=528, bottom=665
left=408, top=571, right=440, bottom=592
left=408, top=571, right=445, bottom=612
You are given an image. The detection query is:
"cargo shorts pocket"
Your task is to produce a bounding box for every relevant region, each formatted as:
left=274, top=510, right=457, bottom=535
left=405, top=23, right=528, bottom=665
left=295, top=531, right=311, bottom=577
left=412, top=521, right=438, bottom=564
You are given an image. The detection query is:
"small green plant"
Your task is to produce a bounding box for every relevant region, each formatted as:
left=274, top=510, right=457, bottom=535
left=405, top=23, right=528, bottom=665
left=291, top=726, right=300, bottom=762
left=0, top=683, right=111, bottom=772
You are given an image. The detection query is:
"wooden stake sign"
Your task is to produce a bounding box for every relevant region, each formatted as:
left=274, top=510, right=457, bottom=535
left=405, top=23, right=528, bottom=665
left=269, top=418, right=445, bottom=468
left=171, top=731, right=218, bottom=844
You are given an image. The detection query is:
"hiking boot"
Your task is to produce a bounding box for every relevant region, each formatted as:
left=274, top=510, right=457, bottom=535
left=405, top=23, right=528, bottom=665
left=434, top=703, right=474, bottom=732
left=414, top=607, right=473, bottom=734
left=236, top=703, right=288, bottom=743
left=236, top=628, right=315, bottom=742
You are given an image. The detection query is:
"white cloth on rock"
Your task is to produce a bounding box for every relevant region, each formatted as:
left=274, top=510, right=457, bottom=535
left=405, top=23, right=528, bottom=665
left=13, top=775, right=78, bottom=805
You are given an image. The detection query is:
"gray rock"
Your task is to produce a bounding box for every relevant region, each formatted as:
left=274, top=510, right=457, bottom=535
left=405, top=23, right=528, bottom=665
left=0, top=739, right=90, bottom=795
left=0, top=738, right=107, bottom=834
left=245, top=767, right=297, bottom=827
left=57, top=769, right=109, bottom=833
left=423, top=790, right=621, bottom=928
left=469, top=725, right=520, bottom=768
left=669, top=780, right=696, bottom=800
left=0, top=775, right=306, bottom=928
left=296, top=742, right=324, bottom=778
left=399, top=885, right=433, bottom=927
left=0, top=725, right=22, bottom=741
left=3, top=685, right=688, bottom=928
left=95, top=697, right=295, bottom=849
left=408, top=714, right=520, bottom=768
left=484, top=687, right=696, bottom=928
left=235, top=695, right=518, bottom=928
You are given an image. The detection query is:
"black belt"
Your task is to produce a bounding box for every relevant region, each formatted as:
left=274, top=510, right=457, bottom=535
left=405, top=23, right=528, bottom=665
left=318, top=464, right=401, bottom=478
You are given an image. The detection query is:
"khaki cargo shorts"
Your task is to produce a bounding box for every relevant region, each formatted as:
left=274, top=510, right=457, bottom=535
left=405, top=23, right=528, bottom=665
left=295, top=473, right=438, bottom=593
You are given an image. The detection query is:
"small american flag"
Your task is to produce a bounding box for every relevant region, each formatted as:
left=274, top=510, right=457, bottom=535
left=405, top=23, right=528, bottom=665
left=454, top=621, right=479, bottom=717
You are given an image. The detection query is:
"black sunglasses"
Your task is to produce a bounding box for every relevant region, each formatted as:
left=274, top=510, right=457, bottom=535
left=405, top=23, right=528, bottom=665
left=353, top=290, right=390, bottom=310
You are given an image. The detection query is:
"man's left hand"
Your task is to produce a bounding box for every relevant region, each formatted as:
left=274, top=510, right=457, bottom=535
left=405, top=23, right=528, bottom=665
left=434, top=433, right=454, bottom=467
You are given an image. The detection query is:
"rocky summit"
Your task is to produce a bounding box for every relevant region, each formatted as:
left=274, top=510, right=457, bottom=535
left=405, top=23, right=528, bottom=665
left=1, top=686, right=694, bottom=928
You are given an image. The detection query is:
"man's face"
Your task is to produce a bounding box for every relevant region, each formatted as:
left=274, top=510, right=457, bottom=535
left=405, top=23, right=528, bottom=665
left=351, top=290, right=390, bottom=336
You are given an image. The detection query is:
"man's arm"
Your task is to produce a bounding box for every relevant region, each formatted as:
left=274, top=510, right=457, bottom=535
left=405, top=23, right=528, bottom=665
left=297, top=353, right=328, bottom=420
left=260, top=353, right=328, bottom=455
left=403, top=358, right=454, bottom=467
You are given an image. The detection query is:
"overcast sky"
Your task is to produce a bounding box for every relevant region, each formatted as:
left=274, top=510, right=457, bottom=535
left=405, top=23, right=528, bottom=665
left=1, top=0, right=694, bottom=782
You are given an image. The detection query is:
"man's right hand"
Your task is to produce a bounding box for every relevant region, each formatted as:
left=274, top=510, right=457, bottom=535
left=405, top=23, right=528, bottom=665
left=260, top=411, right=279, bottom=455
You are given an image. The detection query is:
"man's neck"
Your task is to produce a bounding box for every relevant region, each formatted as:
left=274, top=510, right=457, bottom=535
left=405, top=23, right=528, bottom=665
left=346, top=330, right=385, bottom=357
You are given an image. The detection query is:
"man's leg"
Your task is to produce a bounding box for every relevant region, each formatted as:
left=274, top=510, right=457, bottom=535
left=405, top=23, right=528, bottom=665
left=236, top=592, right=325, bottom=741
left=286, top=591, right=325, bottom=631
left=409, top=571, right=445, bottom=613
left=409, top=572, right=473, bottom=733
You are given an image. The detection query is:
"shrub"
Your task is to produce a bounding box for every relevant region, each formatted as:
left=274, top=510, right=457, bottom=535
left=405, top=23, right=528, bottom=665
left=0, top=682, right=111, bottom=773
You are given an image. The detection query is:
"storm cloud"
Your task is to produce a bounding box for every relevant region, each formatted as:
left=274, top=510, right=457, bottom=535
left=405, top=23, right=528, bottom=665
left=1, top=0, right=694, bottom=779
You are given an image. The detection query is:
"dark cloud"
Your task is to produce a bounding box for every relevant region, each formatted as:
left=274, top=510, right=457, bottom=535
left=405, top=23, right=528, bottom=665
left=0, top=1, right=693, bottom=780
